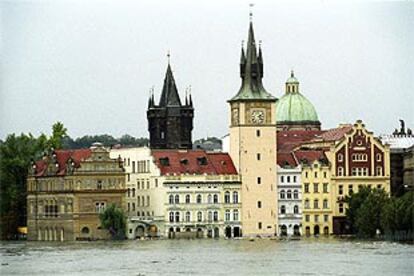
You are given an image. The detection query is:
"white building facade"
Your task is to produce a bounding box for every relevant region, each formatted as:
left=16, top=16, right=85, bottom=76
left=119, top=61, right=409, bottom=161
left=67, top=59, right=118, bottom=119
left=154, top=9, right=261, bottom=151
left=277, top=165, right=302, bottom=236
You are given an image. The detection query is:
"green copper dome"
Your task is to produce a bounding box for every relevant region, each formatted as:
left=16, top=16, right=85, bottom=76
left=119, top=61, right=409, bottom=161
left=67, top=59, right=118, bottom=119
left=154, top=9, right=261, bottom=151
left=276, top=71, right=319, bottom=124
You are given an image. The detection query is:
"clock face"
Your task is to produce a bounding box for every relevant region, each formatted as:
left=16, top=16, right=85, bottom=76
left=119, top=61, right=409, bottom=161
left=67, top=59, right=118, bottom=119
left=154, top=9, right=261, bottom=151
left=251, top=110, right=265, bottom=124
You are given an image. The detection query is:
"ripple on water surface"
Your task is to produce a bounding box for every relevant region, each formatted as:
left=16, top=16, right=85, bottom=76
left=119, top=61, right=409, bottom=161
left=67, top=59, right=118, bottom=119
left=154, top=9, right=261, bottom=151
left=0, top=238, right=413, bottom=276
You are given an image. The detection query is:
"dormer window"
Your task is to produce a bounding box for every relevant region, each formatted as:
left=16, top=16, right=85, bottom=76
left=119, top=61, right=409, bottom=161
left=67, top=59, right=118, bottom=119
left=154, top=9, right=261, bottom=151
left=197, top=157, right=208, bottom=166
left=180, top=159, right=188, bottom=165
left=160, top=157, right=170, bottom=166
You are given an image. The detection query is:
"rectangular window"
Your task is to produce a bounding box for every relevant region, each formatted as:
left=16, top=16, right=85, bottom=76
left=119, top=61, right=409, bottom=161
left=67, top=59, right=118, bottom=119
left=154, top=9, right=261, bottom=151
left=132, top=161, right=136, bottom=173
left=339, top=185, right=343, bottom=195
left=313, top=183, right=319, bottom=193
left=324, top=214, right=329, bottom=222
left=305, top=215, right=310, bottom=222
left=323, top=183, right=328, bottom=193
left=256, top=130, right=261, bottom=137
left=314, top=172, right=318, bottom=178
left=257, top=177, right=261, bottom=184
left=304, top=183, right=309, bottom=193
left=314, top=215, right=319, bottom=223
left=258, top=222, right=262, bottom=229
left=257, top=201, right=262, bottom=208
left=280, top=176, right=284, bottom=183
left=293, top=176, right=297, bottom=183
left=348, top=185, right=353, bottom=195
left=257, top=153, right=261, bottom=161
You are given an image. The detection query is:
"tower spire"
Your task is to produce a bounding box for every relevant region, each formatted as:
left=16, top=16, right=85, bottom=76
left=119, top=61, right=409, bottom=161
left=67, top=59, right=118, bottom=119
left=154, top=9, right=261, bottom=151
left=159, top=60, right=182, bottom=107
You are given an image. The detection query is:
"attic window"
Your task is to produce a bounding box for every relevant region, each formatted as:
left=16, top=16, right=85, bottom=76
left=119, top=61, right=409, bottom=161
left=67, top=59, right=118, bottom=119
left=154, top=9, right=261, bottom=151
left=180, top=159, right=189, bottom=165
left=160, top=157, right=170, bottom=166
left=197, top=157, right=208, bottom=166
left=221, top=160, right=227, bottom=166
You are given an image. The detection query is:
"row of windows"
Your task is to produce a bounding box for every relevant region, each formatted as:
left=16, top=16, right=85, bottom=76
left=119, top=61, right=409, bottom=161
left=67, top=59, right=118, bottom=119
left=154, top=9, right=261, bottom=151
left=337, top=166, right=383, bottom=176
left=304, top=199, right=329, bottom=209
left=280, top=190, right=299, bottom=199
left=338, top=153, right=382, bottom=162
left=338, top=184, right=383, bottom=195
left=94, top=202, right=106, bottom=213
left=127, top=196, right=151, bottom=211
left=304, top=183, right=329, bottom=193
left=280, top=205, right=299, bottom=214
left=304, top=214, right=329, bottom=223
left=280, top=175, right=298, bottom=183
left=168, top=192, right=239, bottom=205
left=304, top=171, right=328, bottom=179
left=168, top=210, right=239, bottom=223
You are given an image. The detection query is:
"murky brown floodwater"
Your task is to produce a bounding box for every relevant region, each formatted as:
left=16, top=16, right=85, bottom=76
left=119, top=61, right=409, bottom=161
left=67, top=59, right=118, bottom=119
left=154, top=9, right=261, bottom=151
left=1, top=238, right=413, bottom=275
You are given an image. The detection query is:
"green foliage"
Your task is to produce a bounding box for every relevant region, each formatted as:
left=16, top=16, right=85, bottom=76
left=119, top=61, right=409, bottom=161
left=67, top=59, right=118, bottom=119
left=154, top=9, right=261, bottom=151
left=346, top=188, right=413, bottom=240
left=62, top=134, right=148, bottom=149
left=99, top=204, right=126, bottom=240
left=354, top=189, right=388, bottom=238
left=0, top=122, right=67, bottom=239
left=48, top=122, right=68, bottom=149
left=381, top=191, right=414, bottom=236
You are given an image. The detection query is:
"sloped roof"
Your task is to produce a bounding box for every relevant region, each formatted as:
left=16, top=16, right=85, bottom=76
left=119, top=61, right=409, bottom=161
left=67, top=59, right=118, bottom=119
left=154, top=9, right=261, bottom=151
left=277, top=152, right=297, bottom=167
left=294, top=150, right=327, bottom=164
left=152, top=150, right=237, bottom=176
left=319, top=125, right=353, bottom=142
left=34, top=149, right=91, bottom=177
left=277, top=130, right=324, bottom=152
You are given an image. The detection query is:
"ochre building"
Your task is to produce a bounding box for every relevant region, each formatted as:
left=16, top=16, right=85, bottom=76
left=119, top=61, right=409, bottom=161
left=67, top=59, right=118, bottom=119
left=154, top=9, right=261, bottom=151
left=27, top=143, right=126, bottom=241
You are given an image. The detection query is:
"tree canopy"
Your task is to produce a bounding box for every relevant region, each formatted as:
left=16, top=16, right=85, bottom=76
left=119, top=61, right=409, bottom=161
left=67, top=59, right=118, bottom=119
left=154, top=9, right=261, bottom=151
left=99, top=204, right=126, bottom=240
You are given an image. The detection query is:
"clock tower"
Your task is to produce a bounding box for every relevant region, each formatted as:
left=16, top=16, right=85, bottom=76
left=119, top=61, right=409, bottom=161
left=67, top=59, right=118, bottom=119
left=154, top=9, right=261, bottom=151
left=228, top=19, right=278, bottom=237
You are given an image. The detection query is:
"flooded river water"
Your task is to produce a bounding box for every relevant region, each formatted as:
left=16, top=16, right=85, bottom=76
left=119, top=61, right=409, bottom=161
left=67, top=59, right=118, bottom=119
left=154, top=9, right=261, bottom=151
left=1, top=238, right=413, bottom=275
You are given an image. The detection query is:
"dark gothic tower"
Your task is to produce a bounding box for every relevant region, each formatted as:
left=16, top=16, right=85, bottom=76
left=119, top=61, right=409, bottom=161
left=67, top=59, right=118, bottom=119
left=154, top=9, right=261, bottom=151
left=147, top=62, right=194, bottom=149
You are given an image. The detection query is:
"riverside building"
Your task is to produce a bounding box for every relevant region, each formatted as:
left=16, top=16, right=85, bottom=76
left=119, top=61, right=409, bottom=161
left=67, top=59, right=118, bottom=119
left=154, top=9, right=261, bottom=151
left=27, top=143, right=126, bottom=241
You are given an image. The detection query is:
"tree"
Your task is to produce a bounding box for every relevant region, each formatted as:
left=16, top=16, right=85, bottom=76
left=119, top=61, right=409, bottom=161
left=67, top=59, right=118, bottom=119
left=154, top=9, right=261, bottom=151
left=345, top=186, right=372, bottom=233
left=99, top=204, right=126, bottom=240
left=353, top=188, right=389, bottom=238
left=48, top=121, right=68, bottom=149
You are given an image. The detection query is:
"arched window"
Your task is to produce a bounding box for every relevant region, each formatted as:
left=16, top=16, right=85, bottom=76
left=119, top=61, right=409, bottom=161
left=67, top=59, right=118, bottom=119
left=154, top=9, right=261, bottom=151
left=280, top=190, right=285, bottom=199
left=293, top=190, right=299, bottom=199
left=224, top=192, right=230, bottom=203
left=175, top=195, right=180, bottom=204
left=169, top=212, right=174, bottom=222
left=281, top=205, right=286, bottom=214
left=197, top=211, right=202, bottom=222
left=225, top=210, right=230, bottom=221
left=185, top=194, right=191, bottom=204
left=208, top=194, right=212, bottom=204
left=213, top=194, right=218, bottom=204
left=233, top=192, right=239, bottom=203
left=338, top=154, right=343, bottom=162
left=185, top=211, right=191, bottom=222
left=175, top=211, right=180, bottom=222
left=233, top=209, right=239, bottom=221
left=208, top=211, right=213, bottom=222
left=169, top=195, right=174, bottom=204
left=287, top=190, right=292, bottom=199
left=314, top=199, right=319, bottom=209
left=213, top=211, right=218, bottom=222
left=323, top=199, right=328, bottom=209
left=293, top=205, right=299, bottom=214
left=197, top=194, right=202, bottom=204
left=376, top=153, right=382, bottom=162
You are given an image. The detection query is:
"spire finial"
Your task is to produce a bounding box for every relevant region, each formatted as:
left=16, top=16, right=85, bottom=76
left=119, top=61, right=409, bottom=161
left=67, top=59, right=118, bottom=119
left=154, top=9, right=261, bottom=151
left=249, top=3, right=254, bottom=22
left=259, top=40, right=262, bottom=48
left=167, top=50, right=171, bottom=64
left=291, top=69, right=294, bottom=77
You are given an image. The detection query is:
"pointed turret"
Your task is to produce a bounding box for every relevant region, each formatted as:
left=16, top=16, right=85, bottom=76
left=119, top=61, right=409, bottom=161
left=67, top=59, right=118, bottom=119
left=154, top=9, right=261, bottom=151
left=229, top=20, right=276, bottom=102
left=159, top=63, right=182, bottom=107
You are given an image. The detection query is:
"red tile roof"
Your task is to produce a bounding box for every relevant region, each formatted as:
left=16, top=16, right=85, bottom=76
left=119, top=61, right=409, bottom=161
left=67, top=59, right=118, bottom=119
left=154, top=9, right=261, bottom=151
left=152, top=150, right=237, bottom=176
left=34, top=149, right=91, bottom=177
left=277, top=130, right=324, bottom=152
left=277, top=152, right=297, bottom=167
left=319, top=125, right=353, bottom=142
left=294, top=150, right=327, bottom=164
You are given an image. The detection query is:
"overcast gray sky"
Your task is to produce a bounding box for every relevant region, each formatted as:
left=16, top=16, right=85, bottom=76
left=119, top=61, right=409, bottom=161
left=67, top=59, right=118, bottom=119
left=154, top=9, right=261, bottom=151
left=1, top=0, right=413, bottom=140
